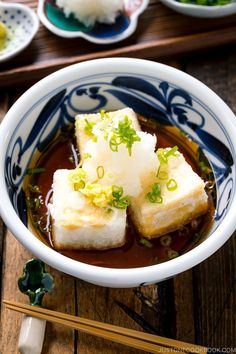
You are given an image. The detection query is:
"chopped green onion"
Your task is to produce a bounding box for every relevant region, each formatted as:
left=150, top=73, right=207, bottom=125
left=68, top=167, right=86, bottom=191
left=165, top=146, right=179, bottom=158
left=26, top=197, right=41, bottom=210
left=84, top=118, right=97, bottom=141
left=157, top=146, right=179, bottom=165
left=112, top=185, right=123, bottom=199
left=112, top=196, right=130, bottom=209
left=28, top=184, right=41, bottom=193
left=140, top=238, right=153, bottom=248
left=167, top=179, right=178, bottom=191
left=180, top=130, right=188, bottom=137
left=109, top=115, right=141, bottom=156
left=199, top=161, right=212, bottom=174
left=160, top=235, right=172, bottom=247
left=109, top=138, right=119, bottom=152
left=100, top=109, right=106, bottom=118
left=152, top=183, right=161, bottom=195
left=157, top=150, right=168, bottom=164
left=147, top=193, right=163, bottom=203
left=178, top=226, right=189, bottom=237
left=167, top=250, right=179, bottom=260
left=146, top=183, right=163, bottom=203
left=84, top=153, right=92, bottom=159
left=96, top=166, right=104, bottom=179
left=74, top=181, right=85, bottom=191
left=69, top=168, right=86, bottom=182
left=26, top=167, right=46, bottom=175
left=109, top=185, right=130, bottom=209
left=100, top=109, right=109, bottom=119
left=157, top=167, right=168, bottom=180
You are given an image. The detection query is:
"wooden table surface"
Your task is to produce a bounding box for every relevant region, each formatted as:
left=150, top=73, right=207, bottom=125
left=1, top=2, right=236, bottom=353
left=1, top=0, right=236, bottom=87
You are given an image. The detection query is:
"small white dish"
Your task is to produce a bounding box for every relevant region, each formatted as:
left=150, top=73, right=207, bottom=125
left=0, top=2, right=39, bottom=63
left=159, top=0, right=236, bottom=18
left=37, top=0, right=149, bottom=44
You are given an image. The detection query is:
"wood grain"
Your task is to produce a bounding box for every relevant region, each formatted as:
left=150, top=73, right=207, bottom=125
left=173, top=271, right=195, bottom=343
left=75, top=282, right=144, bottom=353
left=0, top=92, right=75, bottom=354
left=0, top=93, right=8, bottom=307
left=1, top=40, right=236, bottom=354
left=1, top=0, right=236, bottom=87
left=185, top=48, right=236, bottom=348
left=1, top=231, right=34, bottom=353
left=0, top=58, right=196, bottom=353
left=165, top=60, right=196, bottom=345
left=0, top=231, right=76, bottom=354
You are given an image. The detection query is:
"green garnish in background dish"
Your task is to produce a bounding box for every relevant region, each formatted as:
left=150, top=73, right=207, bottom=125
left=178, top=0, right=232, bottom=5
left=0, top=22, right=7, bottom=50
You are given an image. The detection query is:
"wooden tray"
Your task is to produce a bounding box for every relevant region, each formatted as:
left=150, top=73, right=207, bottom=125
left=1, top=0, right=236, bottom=88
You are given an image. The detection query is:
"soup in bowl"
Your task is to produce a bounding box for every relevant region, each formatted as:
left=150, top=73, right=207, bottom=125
left=0, top=58, right=235, bottom=287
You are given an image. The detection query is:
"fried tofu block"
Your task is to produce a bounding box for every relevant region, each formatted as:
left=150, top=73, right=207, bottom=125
left=75, top=107, right=209, bottom=240
left=48, top=169, right=126, bottom=250
left=75, top=107, right=141, bottom=159
left=130, top=152, right=209, bottom=239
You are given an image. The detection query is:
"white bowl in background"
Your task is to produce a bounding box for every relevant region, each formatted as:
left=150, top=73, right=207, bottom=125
left=159, top=0, right=236, bottom=18
left=0, top=2, right=39, bottom=63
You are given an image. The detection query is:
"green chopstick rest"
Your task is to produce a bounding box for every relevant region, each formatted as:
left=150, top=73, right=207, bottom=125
left=18, top=258, right=54, bottom=306
left=17, top=259, right=54, bottom=354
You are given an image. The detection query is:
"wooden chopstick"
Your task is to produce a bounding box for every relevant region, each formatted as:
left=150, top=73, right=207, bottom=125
left=4, top=300, right=207, bottom=354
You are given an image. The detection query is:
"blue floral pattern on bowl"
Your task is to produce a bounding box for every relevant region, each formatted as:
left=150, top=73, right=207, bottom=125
left=37, top=0, right=149, bottom=44
left=5, top=72, right=235, bottom=239
left=0, top=2, right=39, bottom=63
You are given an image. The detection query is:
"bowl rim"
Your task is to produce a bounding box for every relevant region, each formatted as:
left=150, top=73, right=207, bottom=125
left=0, top=57, right=236, bottom=287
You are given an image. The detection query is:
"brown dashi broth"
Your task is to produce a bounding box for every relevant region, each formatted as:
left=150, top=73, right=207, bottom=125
left=25, top=114, right=216, bottom=269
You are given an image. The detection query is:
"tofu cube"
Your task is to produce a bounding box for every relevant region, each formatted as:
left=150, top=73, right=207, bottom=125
left=130, top=152, right=209, bottom=238
left=75, top=107, right=209, bottom=240
left=75, top=107, right=141, bottom=159
left=48, top=169, right=127, bottom=250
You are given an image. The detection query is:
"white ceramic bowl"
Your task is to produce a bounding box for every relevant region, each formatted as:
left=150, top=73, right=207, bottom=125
left=0, top=58, right=236, bottom=288
left=159, top=0, right=236, bottom=18
left=0, top=2, right=39, bottom=63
